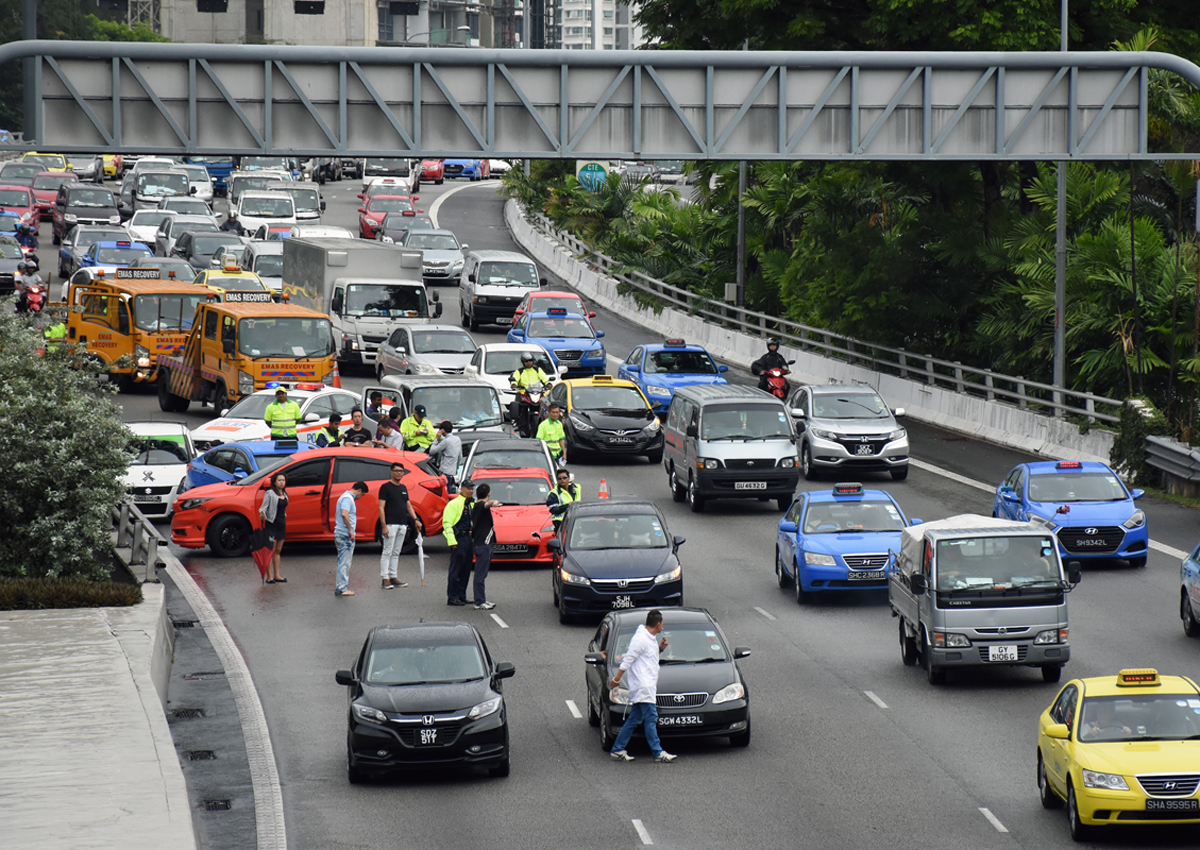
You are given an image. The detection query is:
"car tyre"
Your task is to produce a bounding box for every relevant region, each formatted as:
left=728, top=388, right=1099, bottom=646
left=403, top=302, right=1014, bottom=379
left=1041, top=664, right=1063, bottom=683
left=460, top=309, right=470, bottom=329
left=157, top=371, right=174, bottom=412
left=1038, top=752, right=1063, bottom=809
left=207, top=513, right=252, bottom=558
left=775, top=547, right=791, bottom=588
left=899, top=620, right=918, bottom=666
left=794, top=560, right=808, bottom=604
left=599, top=707, right=617, bottom=751
left=801, top=443, right=818, bottom=481
left=212, top=383, right=229, bottom=417
left=1067, top=781, right=1093, bottom=842
left=488, top=755, right=510, bottom=778
left=436, top=178, right=443, bottom=185
left=587, top=687, right=600, bottom=727
left=776, top=496, right=790, bottom=512
left=729, top=717, right=751, bottom=748
left=687, top=474, right=705, bottom=513
left=923, top=631, right=945, bottom=685
left=1182, top=592, right=1200, bottom=638
left=646, top=448, right=663, bottom=465
left=558, top=589, right=573, bottom=624
left=1128, top=556, right=1147, bottom=568
left=890, top=465, right=909, bottom=481
left=669, top=465, right=686, bottom=503
left=347, top=748, right=366, bottom=784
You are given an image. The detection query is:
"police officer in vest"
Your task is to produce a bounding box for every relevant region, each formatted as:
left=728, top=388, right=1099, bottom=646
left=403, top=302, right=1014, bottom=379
left=264, top=387, right=302, bottom=439
left=546, top=467, right=581, bottom=529
left=43, top=310, right=67, bottom=349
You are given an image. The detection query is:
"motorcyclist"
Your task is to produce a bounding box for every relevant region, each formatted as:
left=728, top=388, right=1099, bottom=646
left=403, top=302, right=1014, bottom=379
left=750, top=338, right=789, bottom=392
left=14, top=260, right=42, bottom=314
left=509, top=353, right=551, bottom=428
left=15, top=222, right=38, bottom=251
left=220, top=212, right=244, bottom=235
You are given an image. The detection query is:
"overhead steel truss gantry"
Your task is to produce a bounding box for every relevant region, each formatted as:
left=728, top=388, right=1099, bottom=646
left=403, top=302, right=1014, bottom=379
left=2, top=40, right=1199, bottom=161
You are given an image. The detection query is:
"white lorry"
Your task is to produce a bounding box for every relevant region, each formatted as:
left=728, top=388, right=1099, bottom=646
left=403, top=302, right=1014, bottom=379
left=282, top=237, right=443, bottom=369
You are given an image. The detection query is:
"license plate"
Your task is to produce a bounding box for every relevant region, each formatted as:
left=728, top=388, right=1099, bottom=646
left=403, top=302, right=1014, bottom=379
left=849, top=569, right=886, bottom=581
left=497, top=317, right=513, bottom=325
left=1146, top=799, right=1199, bottom=811
left=855, top=444, right=874, bottom=456
left=133, top=495, right=160, bottom=503
left=734, top=481, right=767, bottom=490
left=657, top=715, right=703, bottom=727
left=609, top=437, right=634, bottom=444
left=416, top=728, right=440, bottom=746
left=612, top=595, right=634, bottom=609
left=493, top=543, right=527, bottom=553
left=988, top=645, right=1019, bottom=662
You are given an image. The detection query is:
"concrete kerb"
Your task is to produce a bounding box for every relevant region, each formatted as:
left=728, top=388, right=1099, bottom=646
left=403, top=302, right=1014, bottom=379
left=505, top=199, right=1115, bottom=464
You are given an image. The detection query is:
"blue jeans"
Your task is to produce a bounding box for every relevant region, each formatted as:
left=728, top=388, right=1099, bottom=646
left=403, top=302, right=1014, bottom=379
left=612, top=701, right=663, bottom=756
left=335, top=533, right=354, bottom=593
left=472, top=544, right=492, bottom=604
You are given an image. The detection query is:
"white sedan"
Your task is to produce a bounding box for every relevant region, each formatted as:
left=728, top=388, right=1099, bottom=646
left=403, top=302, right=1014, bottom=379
left=124, top=421, right=195, bottom=520
left=463, top=342, right=561, bottom=406
left=190, top=385, right=365, bottom=451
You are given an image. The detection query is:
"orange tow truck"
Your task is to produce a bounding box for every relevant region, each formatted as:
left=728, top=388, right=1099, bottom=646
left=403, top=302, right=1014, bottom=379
left=155, top=291, right=336, bottom=413
left=64, top=267, right=208, bottom=390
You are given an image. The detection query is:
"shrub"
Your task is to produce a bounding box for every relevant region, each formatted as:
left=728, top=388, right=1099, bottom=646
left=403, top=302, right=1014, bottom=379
left=0, top=577, right=142, bottom=610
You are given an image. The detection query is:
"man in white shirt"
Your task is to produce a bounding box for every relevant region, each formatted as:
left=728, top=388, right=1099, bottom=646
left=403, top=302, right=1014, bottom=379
left=608, top=609, right=677, bottom=763
left=334, top=481, right=368, bottom=597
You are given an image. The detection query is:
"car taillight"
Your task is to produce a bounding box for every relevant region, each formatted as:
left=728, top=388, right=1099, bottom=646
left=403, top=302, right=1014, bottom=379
left=420, top=480, right=445, bottom=496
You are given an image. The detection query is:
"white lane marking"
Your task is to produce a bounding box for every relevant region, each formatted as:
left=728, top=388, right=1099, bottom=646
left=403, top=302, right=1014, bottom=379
left=632, top=819, right=654, bottom=845
left=490, top=613, right=509, bottom=629
left=565, top=699, right=583, bottom=719
left=909, top=458, right=1189, bottom=560
left=427, top=180, right=494, bottom=229
left=979, top=807, right=1008, bottom=833
left=753, top=606, right=777, bottom=621
left=864, top=690, right=888, bottom=709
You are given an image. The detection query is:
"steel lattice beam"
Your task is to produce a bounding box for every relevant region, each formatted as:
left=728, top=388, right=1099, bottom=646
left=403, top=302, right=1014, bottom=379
left=2, top=40, right=1198, bottom=160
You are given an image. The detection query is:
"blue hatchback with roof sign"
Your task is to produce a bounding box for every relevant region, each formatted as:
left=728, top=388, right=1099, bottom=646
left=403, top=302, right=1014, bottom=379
left=776, top=483, right=920, bottom=601
left=616, top=339, right=730, bottom=410
left=993, top=460, right=1149, bottom=567
left=507, top=308, right=606, bottom=377
left=78, top=240, right=153, bottom=270
left=184, top=438, right=317, bottom=490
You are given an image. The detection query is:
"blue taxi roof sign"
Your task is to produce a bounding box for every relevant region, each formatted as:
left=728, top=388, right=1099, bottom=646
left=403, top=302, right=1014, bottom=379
left=546, top=307, right=569, bottom=315
left=663, top=339, right=687, bottom=347
left=832, top=482, right=864, bottom=496
left=1056, top=460, right=1083, bottom=469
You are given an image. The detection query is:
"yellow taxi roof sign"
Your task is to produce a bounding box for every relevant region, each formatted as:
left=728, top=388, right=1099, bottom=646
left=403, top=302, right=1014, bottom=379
left=591, top=375, right=614, bottom=384
left=1117, top=668, right=1160, bottom=686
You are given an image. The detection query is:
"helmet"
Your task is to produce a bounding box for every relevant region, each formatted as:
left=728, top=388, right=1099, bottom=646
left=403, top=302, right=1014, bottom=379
left=227, top=212, right=237, bottom=219
left=521, top=353, right=535, bottom=363
left=17, top=260, right=27, bottom=270
left=24, top=257, right=38, bottom=271
left=766, top=337, right=780, bottom=348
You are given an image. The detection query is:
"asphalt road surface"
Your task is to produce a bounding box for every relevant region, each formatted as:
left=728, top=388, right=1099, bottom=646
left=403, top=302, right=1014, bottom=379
left=99, top=176, right=1200, bottom=850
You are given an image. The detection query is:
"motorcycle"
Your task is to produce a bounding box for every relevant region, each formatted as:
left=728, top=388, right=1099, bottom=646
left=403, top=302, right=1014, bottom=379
left=763, top=360, right=795, bottom=400
left=23, top=279, right=46, bottom=314
left=513, top=382, right=547, bottom=438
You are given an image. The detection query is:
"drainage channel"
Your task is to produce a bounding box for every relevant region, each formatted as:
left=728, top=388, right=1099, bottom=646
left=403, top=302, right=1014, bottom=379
left=161, top=571, right=258, bottom=850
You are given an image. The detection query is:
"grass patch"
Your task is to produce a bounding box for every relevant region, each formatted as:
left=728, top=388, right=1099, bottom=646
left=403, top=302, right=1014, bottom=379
left=0, top=577, right=143, bottom=610
left=1143, top=487, right=1200, bottom=512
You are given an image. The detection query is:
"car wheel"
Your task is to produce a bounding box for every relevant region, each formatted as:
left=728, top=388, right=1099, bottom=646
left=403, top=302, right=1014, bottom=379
left=776, top=496, right=790, bottom=512
left=586, top=687, right=600, bottom=727
left=923, top=630, right=945, bottom=685
left=794, top=560, right=808, bottom=604
left=212, top=383, right=229, bottom=416
left=599, top=707, right=617, bottom=751
left=1042, top=665, right=1062, bottom=683
left=669, top=466, right=686, bottom=503
left=646, top=448, right=663, bottom=465
left=469, top=313, right=479, bottom=332
left=899, top=619, right=918, bottom=666
left=801, top=443, right=818, bottom=481
left=558, top=589, right=572, bottom=624
left=728, top=716, right=751, bottom=748
left=891, top=465, right=909, bottom=481
left=157, top=370, right=175, bottom=412
left=347, top=747, right=366, bottom=784
left=687, top=473, right=704, bottom=513
left=375, top=361, right=385, bottom=382
left=460, top=310, right=470, bottom=329
left=1038, top=752, right=1063, bottom=809
left=52, top=230, right=60, bottom=245
left=488, top=754, right=510, bottom=778
left=1182, top=592, right=1200, bottom=637
left=207, top=513, right=252, bottom=558
left=1128, top=556, right=1147, bottom=568
left=775, top=547, right=791, bottom=588
left=1067, top=781, right=1093, bottom=842
left=436, top=178, right=443, bottom=185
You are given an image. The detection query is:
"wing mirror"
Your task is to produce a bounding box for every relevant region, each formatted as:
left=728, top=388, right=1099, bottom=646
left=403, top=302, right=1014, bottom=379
left=335, top=669, right=355, bottom=686
left=893, top=407, right=906, bottom=417
left=584, top=652, right=604, bottom=665
left=222, top=339, right=235, bottom=355
left=626, top=363, right=640, bottom=373
left=790, top=408, right=805, bottom=419
left=1066, top=561, right=1083, bottom=584
left=494, top=661, right=516, bottom=680
left=685, top=423, right=698, bottom=438
left=909, top=573, right=927, bottom=595
left=733, top=646, right=752, bottom=659
left=546, top=538, right=562, bottom=552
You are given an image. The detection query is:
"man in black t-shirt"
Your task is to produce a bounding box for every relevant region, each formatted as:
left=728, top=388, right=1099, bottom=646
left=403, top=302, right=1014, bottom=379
left=378, top=461, right=422, bottom=589
left=469, top=482, right=502, bottom=610
left=341, top=409, right=374, bottom=447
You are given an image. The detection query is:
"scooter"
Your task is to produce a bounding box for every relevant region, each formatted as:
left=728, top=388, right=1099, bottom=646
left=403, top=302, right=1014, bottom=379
left=513, top=382, right=547, bottom=438
left=23, top=279, right=46, bottom=314
left=763, top=361, right=795, bottom=400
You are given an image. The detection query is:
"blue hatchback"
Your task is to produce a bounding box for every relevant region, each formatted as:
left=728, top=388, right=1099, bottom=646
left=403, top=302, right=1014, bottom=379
left=184, top=439, right=317, bottom=490
left=616, top=339, right=730, bottom=410
left=507, top=308, right=606, bottom=377
left=993, top=460, right=1148, bottom=567
left=776, top=483, right=918, bottom=602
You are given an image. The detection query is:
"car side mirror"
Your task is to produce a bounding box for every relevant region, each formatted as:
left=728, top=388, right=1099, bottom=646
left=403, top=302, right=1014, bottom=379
left=790, top=408, right=805, bottom=419
left=335, top=669, right=355, bottom=686
left=411, top=195, right=419, bottom=201
left=494, top=661, right=515, bottom=680
left=626, top=363, right=640, bottom=373
left=539, top=277, right=548, bottom=287
left=430, top=291, right=440, bottom=302
left=1067, top=561, right=1082, bottom=584
left=595, top=330, right=605, bottom=338
left=546, top=538, right=562, bottom=552
left=222, top=339, right=234, bottom=355
left=909, top=574, right=927, bottom=595
left=733, top=646, right=751, bottom=659
left=189, top=186, right=198, bottom=195
left=1130, top=488, right=1144, bottom=500
left=779, top=520, right=797, bottom=533
left=893, top=407, right=906, bottom=417
left=672, top=535, right=685, bottom=548
left=584, top=652, right=604, bottom=665
left=718, top=364, right=729, bottom=373
left=233, top=470, right=248, bottom=480
left=513, top=308, right=524, bottom=316
left=468, top=272, right=476, bottom=282
left=685, top=423, right=698, bottom=438
left=1044, top=723, right=1069, bottom=740
left=356, top=193, right=364, bottom=199
left=909, top=518, right=923, bottom=526
left=219, top=408, right=230, bottom=417
left=460, top=243, right=468, bottom=252
left=433, top=302, right=443, bottom=319
left=320, top=201, right=326, bottom=211
left=303, top=413, right=319, bottom=423
left=357, top=207, right=365, bottom=213
left=1002, top=492, right=1019, bottom=503
left=557, top=365, right=568, bottom=375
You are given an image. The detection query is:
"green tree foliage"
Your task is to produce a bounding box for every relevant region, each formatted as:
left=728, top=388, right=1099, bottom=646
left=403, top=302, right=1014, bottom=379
left=0, top=309, right=131, bottom=580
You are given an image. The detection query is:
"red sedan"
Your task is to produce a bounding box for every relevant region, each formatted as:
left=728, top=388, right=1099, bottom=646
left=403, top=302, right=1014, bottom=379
left=421, top=159, right=445, bottom=184
left=170, top=447, right=449, bottom=557
left=0, top=183, right=38, bottom=226
left=513, top=289, right=597, bottom=319
left=470, top=467, right=556, bottom=565
left=31, top=171, right=79, bottom=221
left=358, top=195, right=422, bottom=239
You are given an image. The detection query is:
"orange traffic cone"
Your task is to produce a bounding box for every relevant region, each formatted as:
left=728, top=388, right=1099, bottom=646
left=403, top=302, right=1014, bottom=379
left=331, top=360, right=342, bottom=388
left=598, top=478, right=609, bottom=499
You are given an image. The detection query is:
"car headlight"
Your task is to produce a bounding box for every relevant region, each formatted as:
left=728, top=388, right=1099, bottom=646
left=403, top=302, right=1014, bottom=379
left=1122, top=509, right=1145, bottom=530
left=933, top=632, right=972, bottom=648
left=414, top=362, right=442, bottom=374
left=654, top=564, right=681, bottom=584
left=1082, top=769, right=1129, bottom=791
left=352, top=703, right=388, bottom=724
left=1034, top=628, right=1068, bottom=644
left=887, top=428, right=907, bottom=441
left=178, top=497, right=213, bottom=512
left=568, top=413, right=594, bottom=432
left=804, top=551, right=836, bottom=566
left=593, top=346, right=606, bottom=360
left=450, top=259, right=463, bottom=271
left=779, top=456, right=797, bottom=468
left=610, top=687, right=631, bottom=705
left=559, top=567, right=590, bottom=585
left=642, top=418, right=661, bottom=434
left=697, top=458, right=719, bottom=469
left=712, top=683, right=745, bottom=705
left=474, top=295, right=488, bottom=304
left=134, top=344, right=150, bottom=368
left=645, top=385, right=672, bottom=397
left=238, top=370, right=254, bottom=394
left=809, top=427, right=839, bottom=441
left=64, top=213, right=77, bottom=223
left=468, top=696, right=502, bottom=720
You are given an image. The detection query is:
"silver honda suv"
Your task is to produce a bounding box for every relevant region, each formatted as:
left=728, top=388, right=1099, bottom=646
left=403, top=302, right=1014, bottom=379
left=787, top=384, right=909, bottom=481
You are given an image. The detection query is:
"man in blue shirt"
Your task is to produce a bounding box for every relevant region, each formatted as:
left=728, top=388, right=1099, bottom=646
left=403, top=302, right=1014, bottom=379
left=334, top=481, right=369, bottom=597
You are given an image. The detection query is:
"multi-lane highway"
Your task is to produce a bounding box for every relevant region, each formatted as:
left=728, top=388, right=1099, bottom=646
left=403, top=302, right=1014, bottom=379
left=96, top=175, right=1200, bottom=850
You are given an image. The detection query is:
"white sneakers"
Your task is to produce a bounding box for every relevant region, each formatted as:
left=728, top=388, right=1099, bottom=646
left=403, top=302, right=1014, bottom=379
left=610, top=750, right=634, bottom=762
left=611, top=749, right=678, bottom=763
left=654, top=751, right=677, bottom=763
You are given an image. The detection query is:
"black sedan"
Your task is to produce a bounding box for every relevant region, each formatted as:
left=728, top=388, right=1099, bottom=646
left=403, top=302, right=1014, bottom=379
left=549, top=499, right=684, bottom=623
left=335, top=622, right=515, bottom=782
left=584, top=607, right=752, bottom=751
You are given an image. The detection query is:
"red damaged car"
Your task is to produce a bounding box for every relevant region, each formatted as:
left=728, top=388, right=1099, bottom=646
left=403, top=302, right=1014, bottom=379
left=31, top=171, right=79, bottom=221
left=171, top=447, right=448, bottom=558
left=470, top=466, right=557, bottom=565
left=358, top=194, right=422, bottom=239
left=421, top=159, right=445, bottom=185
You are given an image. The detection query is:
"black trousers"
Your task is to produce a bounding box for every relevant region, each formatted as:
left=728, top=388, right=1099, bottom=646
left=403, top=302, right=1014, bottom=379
left=446, top=538, right=473, bottom=601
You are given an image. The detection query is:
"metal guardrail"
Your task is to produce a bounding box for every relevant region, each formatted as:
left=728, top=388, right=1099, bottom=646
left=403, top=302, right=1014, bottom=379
left=530, top=211, right=1124, bottom=424
left=112, top=499, right=166, bottom=583
left=1145, top=435, right=1200, bottom=482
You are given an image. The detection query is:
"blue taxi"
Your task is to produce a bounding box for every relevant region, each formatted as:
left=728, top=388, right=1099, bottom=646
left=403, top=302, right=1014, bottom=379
left=775, top=483, right=919, bottom=603
left=993, top=460, right=1148, bottom=568
left=78, top=240, right=153, bottom=270
left=616, top=339, right=729, bottom=410
left=184, top=439, right=317, bottom=490
left=507, top=307, right=606, bottom=377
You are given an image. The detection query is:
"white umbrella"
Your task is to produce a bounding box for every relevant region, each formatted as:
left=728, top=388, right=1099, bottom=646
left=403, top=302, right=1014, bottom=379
left=415, top=533, right=426, bottom=586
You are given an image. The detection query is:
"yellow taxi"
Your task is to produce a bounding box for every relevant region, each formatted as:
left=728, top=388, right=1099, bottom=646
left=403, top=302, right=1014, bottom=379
left=192, top=260, right=274, bottom=299
left=545, top=374, right=664, bottom=462
left=1037, top=668, right=1200, bottom=841
left=103, top=154, right=123, bottom=178
left=21, top=151, right=70, bottom=172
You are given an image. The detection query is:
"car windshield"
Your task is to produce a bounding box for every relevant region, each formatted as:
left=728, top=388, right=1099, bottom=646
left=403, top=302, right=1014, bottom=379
left=412, top=330, right=476, bottom=355
left=486, top=350, right=553, bottom=375
left=174, top=220, right=218, bottom=234
left=2, top=163, right=41, bottom=180
left=23, top=155, right=63, bottom=169
left=646, top=349, right=717, bottom=374
left=253, top=256, right=283, bottom=278
left=210, top=275, right=266, bottom=292
left=365, top=158, right=411, bottom=175
left=478, top=475, right=551, bottom=505
left=0, top=236, right=22, bottom=259
left=67, top=188, right=114, bottom=208
left=369, top=197, right=413, bottom=213
left=33, top=175, right=74, bottom=190
left=238, top=316, right=333, bottom=358
left=344, top=283, right=429, bottom=318
left=137, top=172, right=189, bottom=196
left=702, top=404, right=793, bottom=440
left=231, top=176, right=275, bottom=194
left=132, top=259, right=195, bottom=277
left=480, top=262, right=538, bottom=286
left=191, top=234, right=244, bottom=254
left=613, top=623, right=726, bottom=665
left=0, top=189, right=30, bottom=205
left=95, top=246, right=151, bottom=264
left=411, top=387, right=503, bottom=428
left=131, top=211, right=172, bottom=229
left=470, top=449, right=548, bottom=472
left=1028, top=472, right=1128, bottom=502
left=406, top=233, right=458, bottom=250
left=529, top=318, right=594, bottom=339
left=1077, top=694, right=1200, bottom=743
left=241, top=156, right=289, bottom=170
left=527, top=296, right=584, bottom=314
left=657, top=160, right=683, bottom=173
left=224, top=395, right=276, bottom=419
left=187, top=156, right=234, bottom=166
left=571, top=386, right=646, bottom=410
left=241, top=197, right=294, bottom=217
left=282, top=187, right=319, bottom=212
left=812, top=392, right=891, bottom=419
left=364, top=642, right=485, bottom=685
left=126, top=435, right=190, bottom=465
left=163, top=199, right=211, bottom=216
left=803, top=499, right=906, bottom=534
left=570, top=514, right=668, bottom=550
left=75, top=228, right=128, bottom=247
left=180, top=166, right=209, bottom=182
left=935, top=536, right=1062, bottom=591
left=133, top=293, right=206, bottom=331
